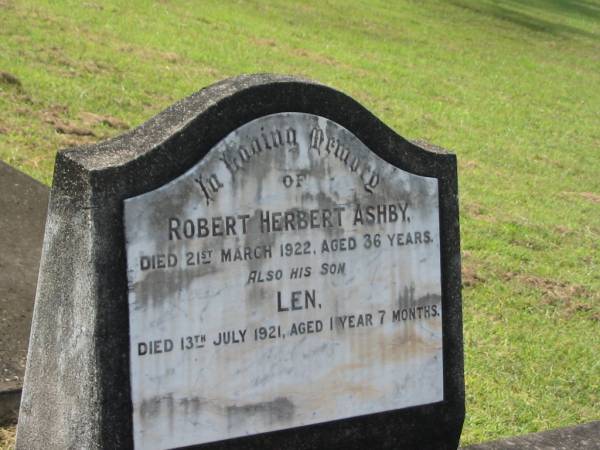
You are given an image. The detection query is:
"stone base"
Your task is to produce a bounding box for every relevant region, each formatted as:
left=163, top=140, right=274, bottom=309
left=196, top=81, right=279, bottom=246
left=462, top=421, right=600, bottom=450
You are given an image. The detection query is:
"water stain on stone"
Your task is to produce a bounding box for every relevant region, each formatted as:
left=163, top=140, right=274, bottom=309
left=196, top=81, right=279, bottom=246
left=179, top=396, right=204, bottom=417
left=139, top=393, right=174, bottom=420
left=226, top=397, right=294, bottom=431
left=134, top=262, right=219, bottom=310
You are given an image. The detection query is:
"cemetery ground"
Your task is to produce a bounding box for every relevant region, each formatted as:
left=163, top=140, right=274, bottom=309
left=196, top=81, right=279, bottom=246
left=0, top=0, right=598, bottom=448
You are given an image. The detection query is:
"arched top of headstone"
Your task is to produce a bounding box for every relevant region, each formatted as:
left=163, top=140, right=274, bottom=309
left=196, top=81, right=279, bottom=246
left=55, top=74, right=454, bottom=200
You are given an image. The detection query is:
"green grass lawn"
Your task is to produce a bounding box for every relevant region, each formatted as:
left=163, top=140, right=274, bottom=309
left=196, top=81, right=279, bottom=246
left=1, top=0, right=599, bottom=447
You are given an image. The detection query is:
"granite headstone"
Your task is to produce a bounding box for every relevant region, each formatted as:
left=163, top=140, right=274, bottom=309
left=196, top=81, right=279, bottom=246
left=17, top=74, right=464, bottom=449
left=0, top=162, right=48, bottom=424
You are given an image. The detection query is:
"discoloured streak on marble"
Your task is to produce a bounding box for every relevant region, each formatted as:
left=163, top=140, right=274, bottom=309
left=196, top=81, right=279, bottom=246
left=227, top=397, right=295, bottom=431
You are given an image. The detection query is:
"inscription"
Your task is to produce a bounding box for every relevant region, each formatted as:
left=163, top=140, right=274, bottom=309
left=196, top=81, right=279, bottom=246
left=125, top=113, right=443, bottom=450
left=193, top=122, right=381, bottom=206
left=309, top=126, right=380, bottom=192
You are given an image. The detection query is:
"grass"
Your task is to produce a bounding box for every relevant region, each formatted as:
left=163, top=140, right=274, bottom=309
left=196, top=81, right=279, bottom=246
left=1, top=0, right=599, bottom=447
left=0, top=426, right=15, bottom=450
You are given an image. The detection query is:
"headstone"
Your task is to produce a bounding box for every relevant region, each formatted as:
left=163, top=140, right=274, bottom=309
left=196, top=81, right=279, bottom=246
left=0, top=162, right=48, bottom=424
left=17, top=75, right=464, bottom=449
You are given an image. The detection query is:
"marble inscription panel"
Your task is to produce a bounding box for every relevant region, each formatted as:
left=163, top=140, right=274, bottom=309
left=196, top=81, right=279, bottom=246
left=124, top=113, right=443, bottom=450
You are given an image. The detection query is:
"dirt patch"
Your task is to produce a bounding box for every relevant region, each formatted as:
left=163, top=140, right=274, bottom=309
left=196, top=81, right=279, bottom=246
left=82, top=60, right=110, bottom=75
left=0, top=71, right=21, bottom=87
left=291, top=47, right=342, bottom=67
left=32, top=44, right=111, bottom=77
left=160, top=51, right=180, bottom=63
left=254, top=40, right=368, bottom=77
left=48, top=121, right=94, bottom=137
left=508, top=235, right=544, bottom=252
left=462, top=201, right=494, bottom=222
left=80, top=111, right=129, bottom=130
left=554, top=225, right=573, bottom=237
left=39, top=46, right=76, bottom=73
left=251, top=37, right=277, bottom=47
left=459, top=159, right=479, bottom=170
left=461, top=251, right=486, bottom=287
left=0, top=71, right=24, bottom=95
left=42, top=106, right=95, bottom=137
left=56, top=136, right=94, bottom=148
left=578, top=192, right=600, bottom=204
left=462, top=264, right=485, bottom=287
left=82, top=2, right=103, bottom=10
left=561, top=191, right=600, bottom=204
left=505, top=272, right=597, bottom=320
left=463, top=202, right=483, bottom=217
left=532, top=154, right=564, bottom=169
left=55, top=124, right=94, bottom=136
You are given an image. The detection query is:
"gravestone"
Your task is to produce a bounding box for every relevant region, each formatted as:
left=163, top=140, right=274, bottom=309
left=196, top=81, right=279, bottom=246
left=0, top=162, right=48, bottom=424
left=17, top=74, right=464, bottom=449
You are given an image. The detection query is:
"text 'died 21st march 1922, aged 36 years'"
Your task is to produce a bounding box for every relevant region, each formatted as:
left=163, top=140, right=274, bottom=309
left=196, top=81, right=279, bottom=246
left=124, top=112, right=443, bottom=450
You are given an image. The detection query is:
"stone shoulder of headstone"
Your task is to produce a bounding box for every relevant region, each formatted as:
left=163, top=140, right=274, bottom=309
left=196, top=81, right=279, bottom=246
left=17, top=74, right=464, bottom=449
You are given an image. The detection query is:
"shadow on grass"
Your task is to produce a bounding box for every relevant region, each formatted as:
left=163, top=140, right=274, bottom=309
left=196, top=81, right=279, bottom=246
left=450, top=0, right=599, bottom=40
left=512, top=0, right=600, bottom=21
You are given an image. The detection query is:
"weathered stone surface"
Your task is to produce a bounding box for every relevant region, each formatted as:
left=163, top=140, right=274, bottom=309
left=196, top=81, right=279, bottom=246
left=17, top=74, right=463, bottom=449
left=462, top=421, right=600, bottom=450
left=0, top=162, right=48, bottom=424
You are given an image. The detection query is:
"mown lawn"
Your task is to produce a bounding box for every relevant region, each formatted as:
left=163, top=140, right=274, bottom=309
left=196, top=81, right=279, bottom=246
left=1, top=0, right=599, bottom=447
